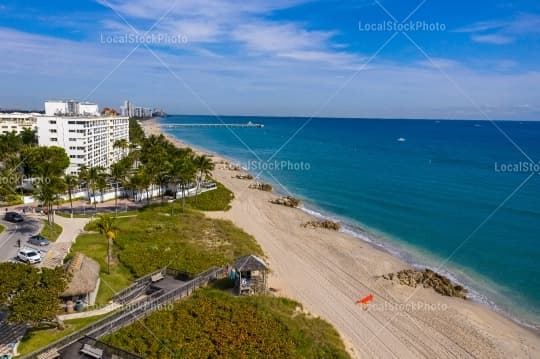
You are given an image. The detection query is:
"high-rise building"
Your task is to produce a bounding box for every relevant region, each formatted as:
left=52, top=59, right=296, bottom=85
left=37, top=101, right=129, bottom=175
left=44, top=100, right=99, bottom=116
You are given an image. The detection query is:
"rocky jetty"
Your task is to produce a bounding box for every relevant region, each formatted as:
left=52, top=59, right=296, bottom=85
left=302, top=220, right=341, bottom=231
left=382, top=269, right=467, bottom=299
left=270, top=196, right=301, bottom=207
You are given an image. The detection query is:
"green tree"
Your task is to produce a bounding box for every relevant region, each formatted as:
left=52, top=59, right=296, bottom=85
left=0, top=263, right=68, bottom=326
left=171, top=156, right=197, bottom=212
left=194, top=154, right=215, bottom=198
left=64, top=174, right=78, bottom=216
left=20, top=128, right=38, bottom=146
left=87, top=166, right=105, bottom=210
left=110, top=161, right=129, bottom=211
left=96, top=214, right=117, bottom=275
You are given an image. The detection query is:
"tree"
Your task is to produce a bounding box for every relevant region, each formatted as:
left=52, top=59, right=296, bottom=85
left=96, top=214, right=116, bottom=275
left=87, top=166, right=105, bottom=210
left=64, top=175, right=78, bottom=216
left=20, top=128, right=38, bottom=146
left=113, top=139, right=129, bottom=158
left=171, top=156, right=196, bottom=212
left=110, top=161, right=129, bottom=212
left=194, top=154, right=215, bottom=198
left=24, top=147, right=69, bottom=224
left=0, top=263, right=68, bottom=326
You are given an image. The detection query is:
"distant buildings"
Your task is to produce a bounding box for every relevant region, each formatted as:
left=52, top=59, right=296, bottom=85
left=120, top=100, right=164, bottom=118
left=36, top=100, right=129, bottom=175
left=44, top=100, right=100, bottom=117
left=0, top=112, right=39, bottom=134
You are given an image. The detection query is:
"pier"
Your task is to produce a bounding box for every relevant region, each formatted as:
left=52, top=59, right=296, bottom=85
left=162, top=121, right=264, bottom=128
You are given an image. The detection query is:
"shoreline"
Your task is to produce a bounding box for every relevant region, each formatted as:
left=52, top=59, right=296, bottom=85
left=143, top=117, right=540, bottom=359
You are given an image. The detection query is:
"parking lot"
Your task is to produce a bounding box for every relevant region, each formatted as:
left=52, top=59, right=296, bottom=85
left=0, top=214, right=46, bottom=264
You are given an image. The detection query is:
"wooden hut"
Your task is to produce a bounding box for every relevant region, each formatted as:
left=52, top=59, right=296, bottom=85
left=61, top=253, right=101, bottom=306
left=234, top=255, right=268, bottom=295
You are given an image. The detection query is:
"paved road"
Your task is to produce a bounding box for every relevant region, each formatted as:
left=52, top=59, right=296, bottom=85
left=0, top=215, right=45, bottom=262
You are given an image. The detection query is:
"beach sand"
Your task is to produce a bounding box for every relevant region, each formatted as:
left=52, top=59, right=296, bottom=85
left=142, top=118, right=540, bottom=359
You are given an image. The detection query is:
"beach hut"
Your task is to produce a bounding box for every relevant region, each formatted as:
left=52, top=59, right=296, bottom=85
left=234, top=255, right=268, bottom=295
left=61, top=253, right=101, bottom=306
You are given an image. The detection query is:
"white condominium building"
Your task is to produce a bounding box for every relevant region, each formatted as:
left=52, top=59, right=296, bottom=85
left=37, top=114, right=129, bottom=175
left=44, top=100, right=99, bottom=117
left=0, top=112, right=39, bottom=134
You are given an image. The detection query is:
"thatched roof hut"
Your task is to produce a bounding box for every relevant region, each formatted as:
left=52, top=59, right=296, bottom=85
left=62, top=253, right=100, bottom=304
left=234, top=255, right=268, bottom=272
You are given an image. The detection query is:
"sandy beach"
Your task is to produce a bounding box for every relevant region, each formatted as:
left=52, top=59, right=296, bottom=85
left=142, top=118, right=540, bottom=359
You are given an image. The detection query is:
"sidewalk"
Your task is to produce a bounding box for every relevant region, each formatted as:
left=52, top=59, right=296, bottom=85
left=57, top=302, right=122, bottom=321
left=36, top=214, right=91, bottom=268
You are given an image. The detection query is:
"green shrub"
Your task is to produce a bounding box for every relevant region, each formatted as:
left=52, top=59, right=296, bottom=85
left=103, top=289, right=350, bottom=359
left=185, top=181, right=234, bottom=211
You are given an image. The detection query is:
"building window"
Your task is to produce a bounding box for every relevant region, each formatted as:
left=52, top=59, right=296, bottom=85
left=49, top=129, right=57, bottom=133
left=49, top=120, right=56, bottom=124
left=50, top=138, right=58, bottom=142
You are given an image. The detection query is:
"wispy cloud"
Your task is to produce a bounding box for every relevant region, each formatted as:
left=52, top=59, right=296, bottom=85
left=456, top=13, right=540, bottom=45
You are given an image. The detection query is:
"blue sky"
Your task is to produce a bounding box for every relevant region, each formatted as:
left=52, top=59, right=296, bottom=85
left=0, top=0, right=539, bottom=119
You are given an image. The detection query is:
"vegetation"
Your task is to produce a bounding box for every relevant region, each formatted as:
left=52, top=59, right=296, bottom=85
left=0, top=263, right=68, bottom=326
left=95, top=214, right=117, bottom=274
left=185, top=181, right=234, bottom=211
left=84, top=204, right=263, bottom=277
left=17, top=314, right=107, bottom=356
left=0, top=224, right=4, bottom=234
left=104, top=288, right=350, bottom=359
left=68, top=233, right=134, bottom=305
left=40, top=220, right=63, bottom=242
left=129, top=118, right=145, bottom=145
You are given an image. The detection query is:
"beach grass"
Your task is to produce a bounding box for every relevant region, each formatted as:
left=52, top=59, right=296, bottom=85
left=185, top=181, right=234, bottom=211
left=17, top=314, right=107, bottom=356
left=76, top=203, right=263, bottom=302
left=102, top=288, right=350, bottom=359
left=40, top=220, right=63, bottom=242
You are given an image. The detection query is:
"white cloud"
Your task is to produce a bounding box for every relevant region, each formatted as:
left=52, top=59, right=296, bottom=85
left=471, top=34, right=514, bottom=44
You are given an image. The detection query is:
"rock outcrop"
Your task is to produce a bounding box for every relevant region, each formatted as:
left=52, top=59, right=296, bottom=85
left=270, top=196, right=301, bottom=207
left=302, top=220, right=341, bottom=231
left=382, top=269, right=467, bottom=299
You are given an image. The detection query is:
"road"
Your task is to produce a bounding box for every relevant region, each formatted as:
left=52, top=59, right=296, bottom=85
left=0, top=215, right=45, bottom=262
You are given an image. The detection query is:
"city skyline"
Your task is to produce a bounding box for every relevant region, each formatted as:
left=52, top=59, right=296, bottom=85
left=0, top=0, right=539, bottom=120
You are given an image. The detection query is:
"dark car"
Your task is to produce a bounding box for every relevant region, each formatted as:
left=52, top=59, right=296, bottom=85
left=4, top=212, right=23, bottom=223
left=28, top=235, right=50, bottom=246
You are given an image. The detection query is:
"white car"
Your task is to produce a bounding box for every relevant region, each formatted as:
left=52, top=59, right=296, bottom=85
left=18, top=247, right=42, bottom=264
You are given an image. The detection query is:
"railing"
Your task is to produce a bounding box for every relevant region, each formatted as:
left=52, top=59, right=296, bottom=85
left=112, top=268, right=166, bottom=304
left=22, top=267, right=223, bottom=359
left=81, top=336, right=142, bottom=359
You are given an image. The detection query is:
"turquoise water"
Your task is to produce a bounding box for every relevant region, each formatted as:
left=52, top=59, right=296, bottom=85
left=162, top=116, right=540, bottom=328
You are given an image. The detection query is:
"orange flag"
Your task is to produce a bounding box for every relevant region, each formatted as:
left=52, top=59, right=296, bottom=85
left=357, top=294, right=374, bottom=304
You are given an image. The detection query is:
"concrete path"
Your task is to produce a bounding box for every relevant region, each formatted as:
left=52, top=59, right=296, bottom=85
left=38, top=214, right=91, bottom=268
left=57, top=302, right=122, bottom=321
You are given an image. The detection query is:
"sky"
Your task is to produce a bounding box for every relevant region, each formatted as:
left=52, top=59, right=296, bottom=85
left=0, top=0, right=539, bottom=120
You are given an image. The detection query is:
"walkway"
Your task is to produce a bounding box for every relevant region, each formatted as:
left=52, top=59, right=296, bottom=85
left=57, top=303, right=123, bottom=321
left=37, top=214, right=90, bottom=269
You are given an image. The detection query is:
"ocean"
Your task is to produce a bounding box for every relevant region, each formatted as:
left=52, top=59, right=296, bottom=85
left=161, top=115, right=540, bottom=328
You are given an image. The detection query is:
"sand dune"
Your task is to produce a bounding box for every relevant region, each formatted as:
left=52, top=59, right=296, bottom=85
left=143, top=118, right=540, bottom=359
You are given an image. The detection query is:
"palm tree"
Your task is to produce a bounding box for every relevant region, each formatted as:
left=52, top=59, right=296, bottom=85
left=96, top=214, right=116, bottom=274
left=194, top=154, right=214, bottom=198
left=78, top=166, right=90, bottom=200
left=64, top=175, right=78, bottom=216
left=171, top=156, right=197, bottom=212
left=113, top=139, right=129, bottom=158
left=87, top=166, right=105, bottom=210
left=110, top=162, right=128, bottom=212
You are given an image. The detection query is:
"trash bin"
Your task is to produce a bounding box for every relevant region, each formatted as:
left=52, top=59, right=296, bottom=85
left=75, top=300, right=84, bottom=312
left=66, top=300, right=74, bottom=313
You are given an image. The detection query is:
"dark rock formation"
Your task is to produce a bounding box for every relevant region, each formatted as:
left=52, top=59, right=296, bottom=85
left=382, top=269, right=468, bottom=299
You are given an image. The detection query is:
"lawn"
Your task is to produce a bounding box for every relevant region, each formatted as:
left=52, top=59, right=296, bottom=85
left=185, top=181, right=234, bottom=211
left=103, top=288, right=350, bottom=359
left=40, top=220, right=63, bottom=242
left=17, top=314, right=107, bottom=356
left=84, top=204, right=263, bottom=277
left=68, top=233, right=134, bottom=305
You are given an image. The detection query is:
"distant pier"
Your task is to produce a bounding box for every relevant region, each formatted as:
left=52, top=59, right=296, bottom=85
left=162, top=121, right=264, bottom=128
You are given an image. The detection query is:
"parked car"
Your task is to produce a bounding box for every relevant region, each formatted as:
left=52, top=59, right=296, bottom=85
left=28, top=235, right=50, bottom=246
left=4, top=212, right=23, bottom=223
left=17, top=247, right=42, bottom=264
